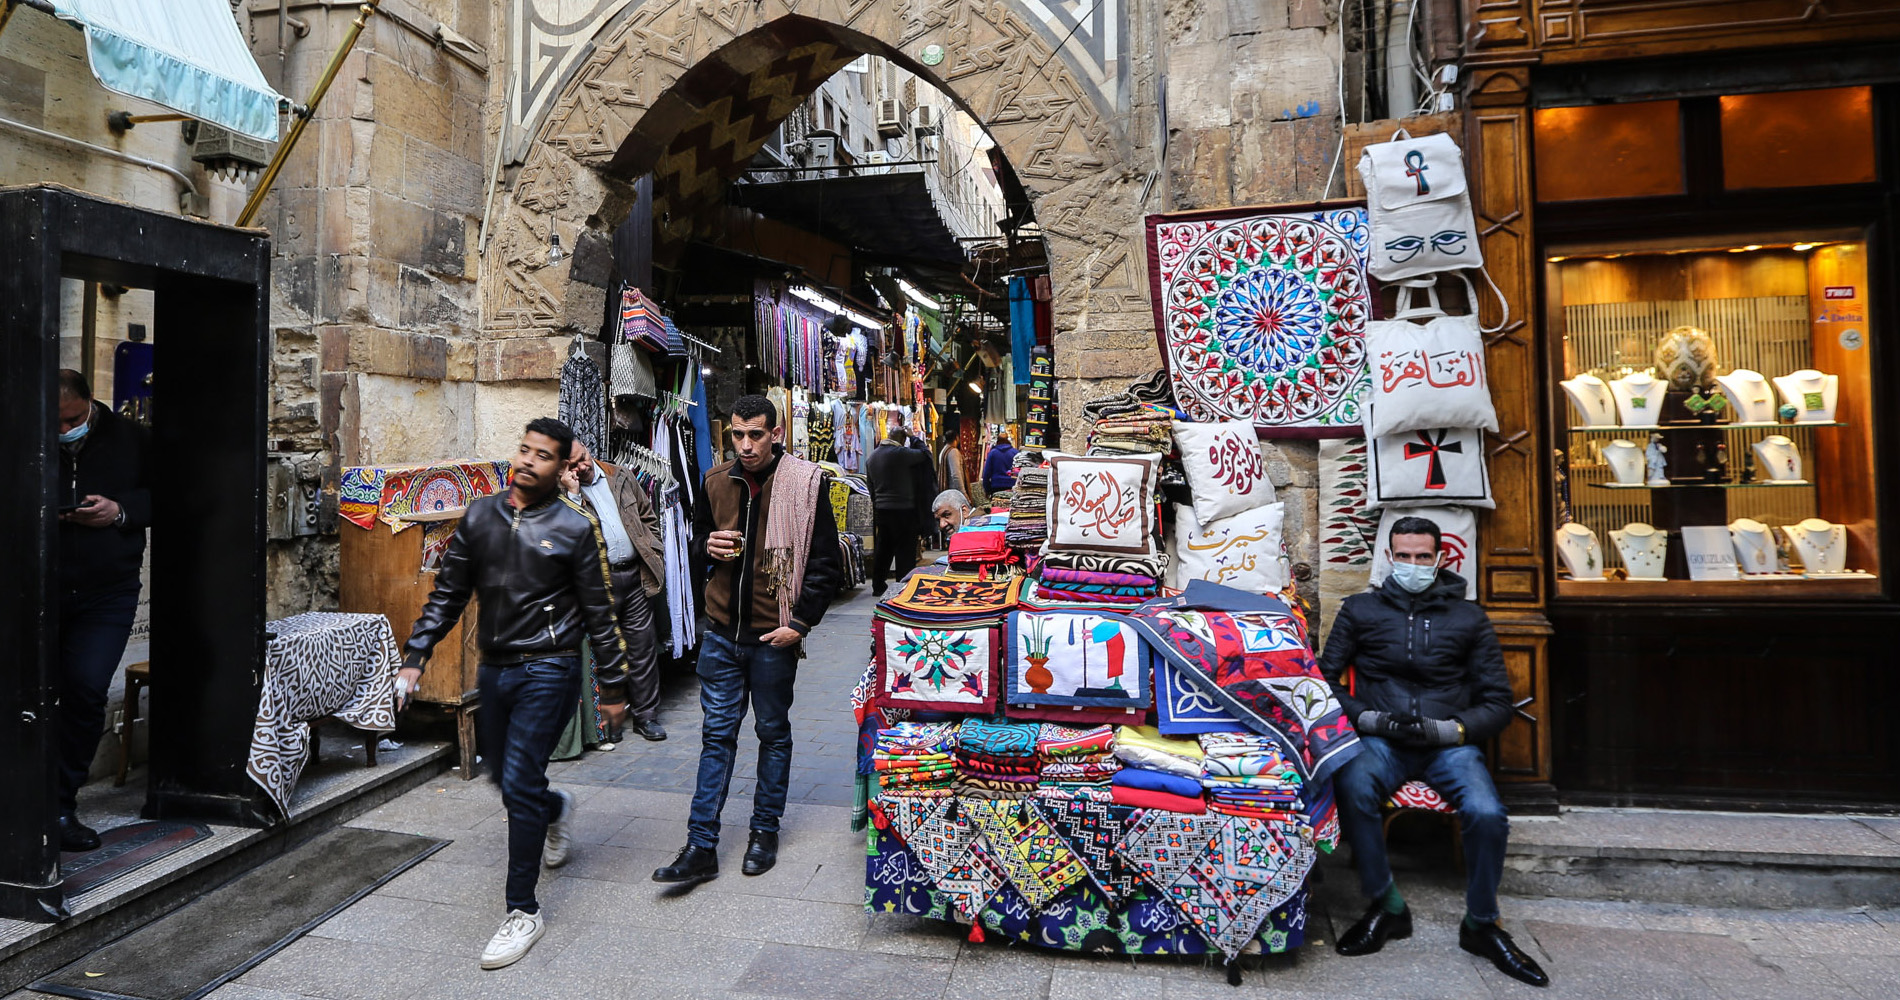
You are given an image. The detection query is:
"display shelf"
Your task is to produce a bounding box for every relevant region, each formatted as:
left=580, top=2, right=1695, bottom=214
left=1566, top=421, right=1847, bottom=433
left=1588, top=481, right=1812, bottom=490
left=1555, top=575, right=1882, bottom=600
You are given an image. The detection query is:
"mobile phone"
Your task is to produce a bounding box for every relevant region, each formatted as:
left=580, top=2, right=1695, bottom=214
left=58, top=499, right=93, bottom=514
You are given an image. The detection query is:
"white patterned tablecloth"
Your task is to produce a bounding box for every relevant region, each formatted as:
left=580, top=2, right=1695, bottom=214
left=249, top=612, right=400, bottom=816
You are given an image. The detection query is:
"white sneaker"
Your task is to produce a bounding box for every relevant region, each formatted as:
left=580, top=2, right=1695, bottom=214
left=479, top=909, right=545, bottom=970
left=542, top=788, right=574, bottom=868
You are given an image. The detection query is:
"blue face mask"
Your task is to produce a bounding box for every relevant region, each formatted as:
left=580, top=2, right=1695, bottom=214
left=59, top=420, right=91, bottom=444
left=1389, top=560, right=1440, bottom=594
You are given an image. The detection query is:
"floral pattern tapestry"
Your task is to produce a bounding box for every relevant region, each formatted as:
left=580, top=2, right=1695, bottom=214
left=873, top=616, right=1001, bottom=713
left=1146, top=205, right=1372, bottom=436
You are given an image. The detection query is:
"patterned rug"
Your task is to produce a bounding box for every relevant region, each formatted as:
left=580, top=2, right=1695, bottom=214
left=59, top=820, right=213, bottom=897
left=1316, top=437, right=1376, bottom=646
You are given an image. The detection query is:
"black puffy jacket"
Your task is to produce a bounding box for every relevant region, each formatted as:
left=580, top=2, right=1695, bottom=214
left=1317, top=571, right=1514, bottom=744
left=403, top=491, right=629, bottom=702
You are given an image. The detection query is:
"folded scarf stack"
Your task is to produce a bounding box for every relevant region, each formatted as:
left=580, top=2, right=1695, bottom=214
left=1033, top=724, right=1121, bottom=802
left=873, top=722, right=958, bottom=798
left=1029, top=563, right=1160, bottom=605
left=1198, top=731, right=1303, bottom=820
left=1109, top=724, right=1207, bottom=812
left=954, top=718, right=1041, bottom=799
left=1005, top=465, right=1050, bottom=552
left=1087, top=406, right=1175, bottom=456
left=1081, top=368, right=1177, bottom=423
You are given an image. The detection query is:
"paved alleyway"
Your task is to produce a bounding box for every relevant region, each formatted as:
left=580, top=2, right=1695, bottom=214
left=16, top=585, right=1900, bottom=1000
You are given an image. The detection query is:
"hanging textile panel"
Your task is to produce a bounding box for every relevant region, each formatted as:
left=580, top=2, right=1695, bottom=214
left=1165, top=814, right=1317, bottom=959
left=1146, top=204, right=1372, bottom=435
left=340, top=461, right=512, bottom=532
left=1316, top=437, right=1376, bottom=643
left=873, top=616, right=1001, bottom=713
left=1006, top=611, right=1152, bottom=710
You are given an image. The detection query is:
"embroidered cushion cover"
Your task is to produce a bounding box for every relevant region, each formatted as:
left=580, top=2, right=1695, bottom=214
left=1356, top=131, right=1482, bottom=281
left=1173, top=420, right=1277, bottom=525
left=1367, top=505, right=1477, bottom=599
left=1007, top=610, right=1152, bottom=709
left=874, top=617, right=1001, bottom=713
left=1044, top=453, right=1161, bottom=556
left=1366, top=427, right=1494, bottom=509
left=1362, top=312, right=1498, bottom=439
left=1168, top=502, right=1288, bottom=595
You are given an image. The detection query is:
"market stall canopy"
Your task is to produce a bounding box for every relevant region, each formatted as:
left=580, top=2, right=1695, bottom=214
left=731, top=170, right=969, bottom=269
left=47, top=0, right=287, bottom=141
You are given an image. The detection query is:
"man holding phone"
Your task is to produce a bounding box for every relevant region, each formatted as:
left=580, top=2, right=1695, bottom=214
left=53, top=370, right=151, bottom=852
left=653, top=394, right=842, bottom=885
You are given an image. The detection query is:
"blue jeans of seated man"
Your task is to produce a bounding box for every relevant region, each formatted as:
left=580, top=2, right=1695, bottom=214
left=477, top=657, right=580, bottom=914
left=1332, top=736, right=1508, bottom=922
left=58, top=580, right=143, bottom=817
left=687, top=631, right=798, bottom=850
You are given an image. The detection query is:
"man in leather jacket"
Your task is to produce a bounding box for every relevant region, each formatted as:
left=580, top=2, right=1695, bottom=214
left=399, top=418, right=629, bottom=971
left=1318, top=516, right=1550, bottom=988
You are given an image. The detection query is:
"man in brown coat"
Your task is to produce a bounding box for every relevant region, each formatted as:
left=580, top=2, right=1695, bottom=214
left=568, top=441, right=668, bottom=741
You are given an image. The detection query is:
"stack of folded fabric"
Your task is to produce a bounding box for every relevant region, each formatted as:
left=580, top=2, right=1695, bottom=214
left=1034, top=724, right=1121, bottom=802
left=1081, top=368, right=1176, bottom=424
left=1005, top=463, right=1049, bottom=554
left=1087, top=403, right=1175, bottom=456
left=1030, top=563, right=1159, bottom=605
left=873, top=722, right=958, bottom=798
left=953, top=718, right=1041, bottom=799
left=1198, top=731, right=1303, bottom=821
left=1109, top=725, right=1206, bottom=813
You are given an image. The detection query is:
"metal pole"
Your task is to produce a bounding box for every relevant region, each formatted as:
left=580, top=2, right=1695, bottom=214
left=235, top=1, right=382, bottom=228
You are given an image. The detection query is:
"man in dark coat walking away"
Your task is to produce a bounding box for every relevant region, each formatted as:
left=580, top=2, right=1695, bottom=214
left=864, top=426, right=927, bottom=596
left=1318, top=516, right=1550, bottom=988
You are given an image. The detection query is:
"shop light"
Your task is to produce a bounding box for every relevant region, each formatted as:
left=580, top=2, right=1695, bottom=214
left=790, top=285, right=881, bottom=331
left=1546, top=256, right=1567, bottom=263
left=898, top=278, right=941, bottom=311
left=1793, top=243, right=1818, bottom=252
left=968, top=381, right=984, bottom=394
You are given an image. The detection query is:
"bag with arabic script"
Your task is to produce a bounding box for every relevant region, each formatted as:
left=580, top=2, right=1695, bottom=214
left=1358, top=130, right=1481, bottom=281
left=1363, top=280, right=1498, bottom=439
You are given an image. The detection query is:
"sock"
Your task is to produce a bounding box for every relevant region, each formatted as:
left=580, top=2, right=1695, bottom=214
left=1463, top=914, right=1493, bottom=931
left=1376, top=883, right=1406, bottom=914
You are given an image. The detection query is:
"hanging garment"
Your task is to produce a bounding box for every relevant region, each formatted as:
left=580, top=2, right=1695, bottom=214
left=1009, top=276, right=1034, bottom=385
left=560, top=342, right=607, bottom=457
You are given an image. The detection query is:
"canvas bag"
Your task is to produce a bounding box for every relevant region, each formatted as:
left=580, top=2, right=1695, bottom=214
left=1366, top=426, right=1494, bottom=510
left=1363, top=277, right=1499, bottom=439
left=1359, top=130, right=1481, bottom=281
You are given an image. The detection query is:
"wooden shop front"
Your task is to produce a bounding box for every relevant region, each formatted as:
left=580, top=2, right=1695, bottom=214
left=1460, top=1, right=1900, bottom=806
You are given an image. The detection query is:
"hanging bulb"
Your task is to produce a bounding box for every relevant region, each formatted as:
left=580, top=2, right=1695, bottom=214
left=547, top=233, right=566, bottom=266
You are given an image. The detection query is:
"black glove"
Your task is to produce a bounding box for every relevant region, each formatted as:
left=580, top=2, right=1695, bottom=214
left=1355, top=711, right=1399, bottom=738
left=1392, top=716, right=1464, bottom=748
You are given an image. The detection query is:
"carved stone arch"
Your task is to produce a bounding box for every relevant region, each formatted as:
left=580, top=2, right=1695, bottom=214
left=482, top=1, right=1158, bottom=427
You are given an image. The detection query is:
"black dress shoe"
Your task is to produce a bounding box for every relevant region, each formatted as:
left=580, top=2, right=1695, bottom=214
left=741, top=831, right=779, bottom=876
left=630, top=717, right=668, bottom=742
left=1461, top=920, right=1550, bottom=988
left=59, top=815, right=102, bottom=853
left=1335, top=903, right=1412, bottom=956
left=651, top=845, right=718, bottom=884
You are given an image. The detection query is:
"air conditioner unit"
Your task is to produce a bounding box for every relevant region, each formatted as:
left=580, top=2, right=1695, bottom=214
left=911, top=105, right=941, bottom=136
left=806, top=134, right=838, bottom=169
left=863, top=150, right=891, bottom=175
left=876, top=99, right=905, bottom=138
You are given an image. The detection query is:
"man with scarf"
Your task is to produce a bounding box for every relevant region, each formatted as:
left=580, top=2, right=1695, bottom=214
left=654, top=394, right=843, bottom=884
left=1318, top=516, right=1548, bottom=988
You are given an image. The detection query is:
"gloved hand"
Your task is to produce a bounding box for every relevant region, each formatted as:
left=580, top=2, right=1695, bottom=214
left=1393, top=716, right=1464, bottom=747
left=1355, top=711, right=1399, bottom=737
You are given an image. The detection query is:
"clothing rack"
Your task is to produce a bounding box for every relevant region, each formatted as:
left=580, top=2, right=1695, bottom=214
left=678, top=330, right=722, bottom=355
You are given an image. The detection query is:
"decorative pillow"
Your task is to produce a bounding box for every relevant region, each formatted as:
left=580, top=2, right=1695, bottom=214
left=1173, top=420, right=1277, bottom=525
left=1367, top=505, right=1477, bottom=599
left=1168, top=502, right=1288, bottom=594
left=1363, top=312, right=1497, bottom=439
left=1366, top=428, right=1493, bottom=509
left=1006, top=610, right=1153, bottom=709
left=1044, top=453, right=1161, bottom=556
left=874, top=616, right=1001, bottom=713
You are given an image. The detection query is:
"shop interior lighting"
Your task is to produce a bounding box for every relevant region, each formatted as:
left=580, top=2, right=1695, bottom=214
left=897, top=278, right=941, bottom=311
left=790, top=285, right=881, bottom=331
left=1793, top=243, right=1818, bottom=251
left=968, top=381, right=984, bottom=394
left=1546, top=256, right=1567, bottom=263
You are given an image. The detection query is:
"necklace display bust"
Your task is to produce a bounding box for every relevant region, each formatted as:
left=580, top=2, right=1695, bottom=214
left=1729, top=518, right=1779, bottom=574
left=1781, top=518, right=1847, bottom=575
left=1751, top=435, right=1803, bottom=482
left=1714, top=369, right=1777, bottom=424
left=1560, top=374, right=1619, bottom=427
left=1609, top=372, right=1664, bottom=428
left=1554, top=523, right=1604, bottom=581
left=1600, top=438, right=1645, bottom=485
left=1611, top=522, right=1669, bottom=581
left=1773, top=369, right=1839, bottom=424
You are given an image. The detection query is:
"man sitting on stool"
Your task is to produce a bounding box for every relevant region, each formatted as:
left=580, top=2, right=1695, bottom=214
left=1318, top=515, right=1550, bottom=988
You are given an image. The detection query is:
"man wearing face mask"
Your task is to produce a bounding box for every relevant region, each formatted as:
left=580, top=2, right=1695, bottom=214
left=1318, top=516, right=1547, bottom=988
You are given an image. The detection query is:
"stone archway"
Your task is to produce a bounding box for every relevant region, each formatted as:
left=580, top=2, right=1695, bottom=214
left=482, top=1, right=1159, bottom=441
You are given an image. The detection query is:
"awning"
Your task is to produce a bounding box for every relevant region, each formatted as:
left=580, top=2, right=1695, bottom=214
left=730, top=170, right=970, bottom=269
left=48, top=0, right=287, bottom=141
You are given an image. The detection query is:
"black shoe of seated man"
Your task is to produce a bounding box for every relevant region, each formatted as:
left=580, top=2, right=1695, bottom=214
left=59, top=815, right=102, bottom=853
left=1461, top=919, right=1550, bottom=988
left=652, top=844, right=719, bottom=884
left=630, top=717, right=668, bottom=742
left=742, top=831, right=779, bottom=876
left=1335, top=903, right=1412, bottom=956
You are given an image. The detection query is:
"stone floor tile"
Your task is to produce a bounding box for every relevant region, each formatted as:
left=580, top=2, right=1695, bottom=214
left=308, top=892, right=435, bottom=944
left=730, top=942, right=953, bottom=1000
left=1814, top=953, right=1900, bottom=999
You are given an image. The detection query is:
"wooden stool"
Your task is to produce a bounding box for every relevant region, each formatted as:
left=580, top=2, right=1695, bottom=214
left=115, top=661, right=150, bottom=786
left=308, top=720, right=381, bottom=767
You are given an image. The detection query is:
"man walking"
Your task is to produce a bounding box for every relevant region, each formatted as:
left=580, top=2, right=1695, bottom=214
left=1318, top=516, right=1549, bottom=988
left=53, top=369, right=150, bottom=852
left=865, top=425, right=926, bottom=596
left=654, top=394, right=842, bottom=885
left=399, top=418, right=630, bottom=970
left=567, top=440, right=669, bottom=741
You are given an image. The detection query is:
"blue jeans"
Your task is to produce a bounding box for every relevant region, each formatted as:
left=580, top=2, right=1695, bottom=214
left=58, top=580, right=142, bottom=816
left=686, top=631, right=798, bottom=849
left=478, top=657, right=580, bottom=913
left=1332, top=736, right=1509, bottom=922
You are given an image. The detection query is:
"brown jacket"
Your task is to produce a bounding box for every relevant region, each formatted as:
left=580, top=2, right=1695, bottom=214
left=595, top=462, right=667, bottom=598
left=691, top=452, right=844, bottom=643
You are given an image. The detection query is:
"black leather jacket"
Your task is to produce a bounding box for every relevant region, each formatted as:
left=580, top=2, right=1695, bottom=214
left=403, top=491, right=629, bottom=702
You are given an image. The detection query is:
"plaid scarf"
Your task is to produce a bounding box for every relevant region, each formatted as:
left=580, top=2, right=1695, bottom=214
left=761, top=454, right=826, bottom=629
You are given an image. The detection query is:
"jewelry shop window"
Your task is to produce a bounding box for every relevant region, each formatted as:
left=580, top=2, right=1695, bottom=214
left=1548, top=237, right=1878, bottom=596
